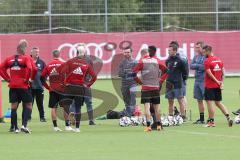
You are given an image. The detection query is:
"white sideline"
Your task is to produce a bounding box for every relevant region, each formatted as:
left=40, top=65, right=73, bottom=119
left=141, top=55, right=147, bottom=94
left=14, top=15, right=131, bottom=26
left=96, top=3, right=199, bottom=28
left=169, top=129, right=240, bottom=139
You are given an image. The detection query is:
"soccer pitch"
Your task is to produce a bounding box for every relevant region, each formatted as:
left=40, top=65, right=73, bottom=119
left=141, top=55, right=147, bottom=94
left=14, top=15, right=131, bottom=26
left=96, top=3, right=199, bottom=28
left=0, top=78, right=239, bottom=160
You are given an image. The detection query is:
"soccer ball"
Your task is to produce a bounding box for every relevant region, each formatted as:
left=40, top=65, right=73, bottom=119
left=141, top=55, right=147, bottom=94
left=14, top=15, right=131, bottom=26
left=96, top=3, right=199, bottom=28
left=119, top=116, right=132, bottom=127
left=167, top=116, right=174, bottom=126
left=174, top=115, right=184, bottom=125
left=234, top=115, right=240, bottom=124
left=130, top=116, right=141, bottom=126
left=161, top=116, right=170, bottom=127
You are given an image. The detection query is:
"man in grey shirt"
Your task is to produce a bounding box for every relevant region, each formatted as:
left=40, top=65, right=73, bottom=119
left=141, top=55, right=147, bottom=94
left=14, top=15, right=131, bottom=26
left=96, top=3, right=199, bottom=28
left=190, top=41, right=206, bottom=124
left=118, top=47, right=137, bottom=116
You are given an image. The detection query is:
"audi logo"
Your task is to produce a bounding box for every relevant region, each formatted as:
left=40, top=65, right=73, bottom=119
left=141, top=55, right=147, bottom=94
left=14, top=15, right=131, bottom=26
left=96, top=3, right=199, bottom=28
left=57, top=42, right=116, bottom=64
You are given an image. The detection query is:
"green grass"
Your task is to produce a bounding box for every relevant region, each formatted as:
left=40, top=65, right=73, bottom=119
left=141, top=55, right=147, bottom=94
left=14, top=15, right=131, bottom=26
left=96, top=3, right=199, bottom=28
left=0, top=78, right=240, bottom=160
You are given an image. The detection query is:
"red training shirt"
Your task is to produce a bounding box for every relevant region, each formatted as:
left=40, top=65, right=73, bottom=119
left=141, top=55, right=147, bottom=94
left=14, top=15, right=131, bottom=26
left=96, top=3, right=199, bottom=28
left=41, top=58, right=65, bottom=91
left=59, top=57, right=97, bottom=87
left=0, top=54, right=32, bottom=89
left=204, top=55, right=223, bottom=88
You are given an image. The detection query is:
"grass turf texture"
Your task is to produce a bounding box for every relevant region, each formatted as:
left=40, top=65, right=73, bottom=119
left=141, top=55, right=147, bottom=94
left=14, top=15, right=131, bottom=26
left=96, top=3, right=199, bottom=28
left=0, top=77, right=239, bottom=160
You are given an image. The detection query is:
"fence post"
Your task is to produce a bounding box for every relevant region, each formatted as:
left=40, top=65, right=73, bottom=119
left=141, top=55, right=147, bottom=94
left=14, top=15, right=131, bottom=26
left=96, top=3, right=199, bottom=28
left=104, top=0, right=108, bottom=32
left=160, top=0, right=163, bottom=32
left=48, top=0, right=52, bottom=33
left=216, top=0, right=219, bottom=31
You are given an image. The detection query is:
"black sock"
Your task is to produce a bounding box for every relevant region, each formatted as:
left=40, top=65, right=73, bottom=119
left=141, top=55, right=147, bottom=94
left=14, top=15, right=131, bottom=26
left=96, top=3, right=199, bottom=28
left=200, top=113, right=204, bottom=121
left=23, top=107, right=32, bottom=128
left=11, top=109, right=18, bottom=129
left=146, top=121, right=151, bottom=127
left=75, top=113, right=81, bottom=128
left=53, top=120, right=57, bottom=127
left=225, top=114, right=230, bottom=120
left=65, top=120, right=70, bottom=127
left=157, top=121, right=162, bottom=126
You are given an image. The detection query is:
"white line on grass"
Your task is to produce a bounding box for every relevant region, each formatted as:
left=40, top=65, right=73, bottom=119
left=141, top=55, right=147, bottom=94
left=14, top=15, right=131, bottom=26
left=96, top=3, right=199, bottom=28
left=169, top=129, right=240, bottom=139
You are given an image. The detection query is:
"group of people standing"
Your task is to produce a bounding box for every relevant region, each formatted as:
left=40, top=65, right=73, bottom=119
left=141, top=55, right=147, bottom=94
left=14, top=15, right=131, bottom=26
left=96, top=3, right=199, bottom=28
left=0, top=39, right=234, bottom=134
left=0, top=40, right=97, bottom=133
left=118, top=41, right=233, bottom=132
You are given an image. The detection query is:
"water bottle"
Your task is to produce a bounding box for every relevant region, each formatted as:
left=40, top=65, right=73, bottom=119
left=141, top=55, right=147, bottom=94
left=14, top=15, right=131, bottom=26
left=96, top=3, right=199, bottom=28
left=4, top=108, right=11, bottom=123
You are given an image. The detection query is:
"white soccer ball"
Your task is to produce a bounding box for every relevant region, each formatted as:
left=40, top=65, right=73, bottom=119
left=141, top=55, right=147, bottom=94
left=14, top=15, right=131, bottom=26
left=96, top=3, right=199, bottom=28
left=119, top=116, right=132, bottom=127
left=161, top=116, right=170, bottom=127
left=174, top=115, right=184, bottom=125
left=234, top=115, right=240, bottom=124
left=167, top=116, right=174, bottom=126
left=130, top=116, right=141, bottom=126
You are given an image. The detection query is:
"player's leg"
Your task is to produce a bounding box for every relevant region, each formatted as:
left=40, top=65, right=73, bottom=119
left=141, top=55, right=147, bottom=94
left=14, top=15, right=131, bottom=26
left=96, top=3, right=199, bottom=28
left=173, top=87, right=186, bottom=119
left=153, top=104, right=162, bottom=131
left=11, top=103, right=19, bottom=133
left=144, top=102, right=152, bottom=132
left=129, top=85, right=137, bottom=116
left=9, top=88, right=22, bottom=133
left=141, top=90, right=151, bottom=132
left=35, top=89, right=46, bottom=122
left=204, top=88, right=216, bottom=127
left=205, top=100, right=215, bottom=127
left=214, top=101, right=233, bottom=127
left=213, top=88, right=233, bottom=127
left=22, top=88, right=33, bottom=122
left=49, top=92, right=62, bottom=131
left=73, top=96, right=84, bottom=132
left=197, top=100, right=205, bottom=122
left=168, top=99, right=174, bottom=116
left=182, top=81, right=188, bottom=116
left=176, top=97, right=187, bottom=121
left=20, top=89, right=33, bottom=133
left=165, top=89, right=174, bottom=116
left=152, top=90, right=162, bottom=131
left=58, top=96, right=73, bottom=131
left=121, top=86, right=131, bottom=116
left=84, top=88, right=95, bottom=125
left=193, top=82, right=205, bottom=124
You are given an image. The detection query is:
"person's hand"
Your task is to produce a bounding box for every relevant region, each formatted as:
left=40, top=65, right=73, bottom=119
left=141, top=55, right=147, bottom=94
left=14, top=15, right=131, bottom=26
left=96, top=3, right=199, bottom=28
left=220, top=82, right=224, bottom=90
left=159, top=81, right=163, bottom=90
left=216, top=80, right=223, bottom=89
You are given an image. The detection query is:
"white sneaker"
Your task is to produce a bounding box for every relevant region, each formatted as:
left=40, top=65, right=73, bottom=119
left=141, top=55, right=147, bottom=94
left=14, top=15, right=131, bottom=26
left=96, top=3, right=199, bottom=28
left=74, top=128, right=81, bottom=133
left=65, top=126, right=74, bottom=131
left=53, top=127, right=62, bottom=132
left=14, top=128, right=20, bottom=134
left=21, top=126, right=31, bottom=134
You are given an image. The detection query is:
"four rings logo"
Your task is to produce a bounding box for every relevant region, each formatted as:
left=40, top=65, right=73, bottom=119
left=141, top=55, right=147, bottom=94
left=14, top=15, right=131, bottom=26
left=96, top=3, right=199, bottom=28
left=57, top=42, right=116, bottom=64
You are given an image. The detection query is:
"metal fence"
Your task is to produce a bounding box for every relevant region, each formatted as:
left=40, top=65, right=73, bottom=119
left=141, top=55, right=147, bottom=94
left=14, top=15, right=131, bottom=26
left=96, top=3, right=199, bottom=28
left=0, top=0, right=239, bottom=33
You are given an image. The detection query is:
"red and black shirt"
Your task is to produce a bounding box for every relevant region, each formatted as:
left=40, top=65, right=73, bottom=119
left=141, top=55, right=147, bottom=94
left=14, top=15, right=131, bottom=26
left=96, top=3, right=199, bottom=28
left=204, top=55, right=223, bottom=89
left=0, top=54, right=32, bottom=89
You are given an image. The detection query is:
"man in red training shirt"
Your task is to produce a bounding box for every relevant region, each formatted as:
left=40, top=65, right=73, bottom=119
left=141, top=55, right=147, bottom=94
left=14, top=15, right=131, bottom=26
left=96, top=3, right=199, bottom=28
left=203, top=45, right=233, bottom=127
left=58, top=43, right=97, bottom=132
left=41, top=49, right=73, bottom=132
left=0, top=44, right=33, bottom=134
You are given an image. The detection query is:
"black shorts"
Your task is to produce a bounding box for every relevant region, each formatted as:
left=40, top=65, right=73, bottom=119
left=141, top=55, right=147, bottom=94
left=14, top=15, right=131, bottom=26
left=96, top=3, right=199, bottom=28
left=204, top=88, right=222, bottom=101
left=48, top=91, right=66, bottom=108
left=9, top=88, right=32, bottom=103
left=67, top=96, right=84, bottom=108
left=141, top=90, right=160, bottom=104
